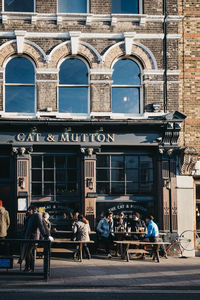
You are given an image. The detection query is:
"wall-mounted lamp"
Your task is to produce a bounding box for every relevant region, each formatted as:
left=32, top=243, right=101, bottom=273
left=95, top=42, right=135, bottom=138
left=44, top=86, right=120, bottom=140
left=19, top=177, right=25, bottom=189
left=164, top=179, right=171, bottom=190
left=86, top=178, right=93, bottom=190
left=152, top=103, right=161, bottom=112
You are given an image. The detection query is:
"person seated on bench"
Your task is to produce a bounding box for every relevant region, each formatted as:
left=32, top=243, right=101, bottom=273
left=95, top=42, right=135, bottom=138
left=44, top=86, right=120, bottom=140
left=114, top=212, right=127, bottom=257
left=143, top=215, right=159, bottom=242
left=129, top=212, right=146, bottom=240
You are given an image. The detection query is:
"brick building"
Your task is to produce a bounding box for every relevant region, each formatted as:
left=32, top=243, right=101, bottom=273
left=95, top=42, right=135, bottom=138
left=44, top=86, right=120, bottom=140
left=178, top=0, right=200, bottom=237
left=0, top=0, right=196, bottom=243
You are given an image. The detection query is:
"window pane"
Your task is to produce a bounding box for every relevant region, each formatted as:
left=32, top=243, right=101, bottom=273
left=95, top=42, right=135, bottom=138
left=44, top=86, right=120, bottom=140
left=32, top=156, right=42, bottom=168
left=44, top=183, right=54, bottom=195
left=112, top=87, right=139, bottom=114
left=67, top=156, right=77, bottom=168
left=32, top=183, right=42, bottom=196
left=44, top=156, right=54, bottom=168
left=32, top=170, right=42, bottom=182
left=96, top=155, right=110, bottom=168
left=56, top=184, right=67, bottom=195
left=113, top=59, right=141, bottom=85
left=67, top=183, right=77, bottom=193
left=6, top=57, right=35, bottom=84
left=5, top=0, right=34, bottom=12
left=56, top=156, right=66, bottom=168
left=5, top=86, right=35, bottom=113
left=111, top=156, right=123, bottom=168
left=0, top=157, right=10, bottom=179
left=59, top=87, right=88, bottom=113
left=97, top=182, right=110, bottom=194
left=126, top=169, right=138, bottom=182
left=126, top=182, right=139, bottom=194
left=44, top=170, right=54, bottom=181
left=59, top=58, right=88, bottom=84
left=140, top=156, right=153, bottom=168
left=140, top=169, right=153, bottom=184
left=111, top=183, right=124, bottom=194
left=58, top=0, right=87, bottom=13
left=111, top=169, right=124, bottom=181
left=68, top=170, right=77, bottom=181
left=126, top=156, right=138, bottom=168
left=112, top=0, right=139, bottom=14
left=56, top=170, right=66, bottom=182
left=96, top=169, right=110, bottom=181
left=140, top=182, right=153, bottom=192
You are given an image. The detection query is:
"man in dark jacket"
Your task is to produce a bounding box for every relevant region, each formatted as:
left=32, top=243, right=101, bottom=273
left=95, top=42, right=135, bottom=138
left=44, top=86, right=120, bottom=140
left=23, top=206, right=48, bottom=272
left=130, top=212, right=146, bottom=240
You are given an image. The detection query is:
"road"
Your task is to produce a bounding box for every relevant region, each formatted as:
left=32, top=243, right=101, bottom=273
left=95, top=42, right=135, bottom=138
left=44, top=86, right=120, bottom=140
left=1, top=288, right=200, bottom=300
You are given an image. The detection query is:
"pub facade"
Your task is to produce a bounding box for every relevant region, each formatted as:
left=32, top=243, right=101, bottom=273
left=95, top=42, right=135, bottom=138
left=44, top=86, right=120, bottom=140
left=0, top=0, right=190, bottom=235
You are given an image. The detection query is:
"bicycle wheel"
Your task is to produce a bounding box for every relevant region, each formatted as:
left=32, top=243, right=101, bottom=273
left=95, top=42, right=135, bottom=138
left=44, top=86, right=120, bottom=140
left=179, top=230, right=197, bottom=251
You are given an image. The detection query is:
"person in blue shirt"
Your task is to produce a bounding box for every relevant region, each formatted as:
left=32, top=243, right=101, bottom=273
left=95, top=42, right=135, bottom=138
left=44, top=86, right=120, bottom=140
left=97, top=211, right=114, bottom=258
left=144, top=215, right=159, bottom=242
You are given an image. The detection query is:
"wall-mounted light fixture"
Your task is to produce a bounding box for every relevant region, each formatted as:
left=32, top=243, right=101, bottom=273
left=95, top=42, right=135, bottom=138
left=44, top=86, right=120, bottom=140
left=86, top=178, right=93, bottom=190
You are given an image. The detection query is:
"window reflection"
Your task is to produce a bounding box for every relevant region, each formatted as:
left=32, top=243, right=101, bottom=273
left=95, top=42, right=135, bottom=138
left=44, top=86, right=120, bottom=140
left=112, top=0, right=139, bottom=14
left=112, top=59, right=141, bottom=114
left=58, top=0, right=87, bottom=13
left=59, top=58, right=88, bottom=114
left=4, top=0, right=34, bottom=12
left=5, top=57, right=35, bottom=113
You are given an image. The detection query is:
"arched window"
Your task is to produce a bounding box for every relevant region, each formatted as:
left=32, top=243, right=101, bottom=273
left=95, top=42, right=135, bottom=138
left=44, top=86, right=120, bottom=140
left=59, top=58, right=89, bottom=114
left=112, top=59, right=142, bottom=114
left=4, top=0, right=35, bottom=12
left=5, top=57, right=35, bottom=113
left=58, top=0, right=88, bottom=13
left=112, top=0, right=139, bottom=14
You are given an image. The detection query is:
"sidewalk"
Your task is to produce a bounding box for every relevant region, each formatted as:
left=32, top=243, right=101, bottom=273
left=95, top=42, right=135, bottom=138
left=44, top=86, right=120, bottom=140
left=0, top=256, right=200, bottom=289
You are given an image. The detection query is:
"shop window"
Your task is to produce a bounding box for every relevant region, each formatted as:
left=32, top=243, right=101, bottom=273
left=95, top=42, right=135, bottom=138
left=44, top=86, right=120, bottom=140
left=31, top=154, right=79, bottom=201
left=96, top=154, right=153, bottom=195
left=58, top=58, right=89, bottom=114
left=5, top=57, right=35, bottom=113
left=112, top=0, right=139, bottom=14
left=58, top=0, right=88, bottom=13
left=0, top=157, right=10, bottom=179
left=4, top=0, right=35, bottom=12
left=112, top=59, right=141, bottom=114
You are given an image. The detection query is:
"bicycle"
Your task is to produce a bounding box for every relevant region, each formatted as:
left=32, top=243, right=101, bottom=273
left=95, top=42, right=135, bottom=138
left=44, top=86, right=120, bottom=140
left=164, top=230, right=200, bottom=256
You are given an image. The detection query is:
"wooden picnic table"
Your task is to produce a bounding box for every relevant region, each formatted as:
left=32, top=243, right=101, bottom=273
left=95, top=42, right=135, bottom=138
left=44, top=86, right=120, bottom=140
left=51, top=239, right=94, bottom=262
left=114, top=240, right=170, bottom=262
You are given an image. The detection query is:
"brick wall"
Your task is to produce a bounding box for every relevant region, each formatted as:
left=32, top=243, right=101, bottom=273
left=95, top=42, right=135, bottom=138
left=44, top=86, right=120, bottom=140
left=178, top=0, right=200, bottom=155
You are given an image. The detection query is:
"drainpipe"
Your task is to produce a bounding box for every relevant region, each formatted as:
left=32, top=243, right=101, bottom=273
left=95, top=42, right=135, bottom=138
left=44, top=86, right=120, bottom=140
left=163, top=0, right=167, bottom=113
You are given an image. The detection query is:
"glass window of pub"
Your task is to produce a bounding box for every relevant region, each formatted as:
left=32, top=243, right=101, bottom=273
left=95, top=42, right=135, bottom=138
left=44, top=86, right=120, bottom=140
left=58, top=57, right=89, bottom=114
left=5, top=57, right=36, bottom=114
left=96, top=153, right=155, bottom=224
left=112, top=58, right=142, bottom=115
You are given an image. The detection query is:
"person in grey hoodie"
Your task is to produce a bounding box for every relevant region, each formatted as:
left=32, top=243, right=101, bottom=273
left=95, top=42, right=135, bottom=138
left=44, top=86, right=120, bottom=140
left=72, top=214, right=91, bottom=259
left=97, top=211, right=114, bottom=258
left=0, top=200, right=10, bottom=239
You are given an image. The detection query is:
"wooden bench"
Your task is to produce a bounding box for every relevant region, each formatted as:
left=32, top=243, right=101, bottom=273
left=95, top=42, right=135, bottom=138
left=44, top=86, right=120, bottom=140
left=114, top=240, right=170, bottom=262
left=51, top=239, right=94, bottom=262
left=126, top=248, right=149, bottom=262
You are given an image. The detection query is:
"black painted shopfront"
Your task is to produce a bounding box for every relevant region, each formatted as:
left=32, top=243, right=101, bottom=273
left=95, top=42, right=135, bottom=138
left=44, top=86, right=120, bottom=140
left=0, top=113, right=185, bottom=235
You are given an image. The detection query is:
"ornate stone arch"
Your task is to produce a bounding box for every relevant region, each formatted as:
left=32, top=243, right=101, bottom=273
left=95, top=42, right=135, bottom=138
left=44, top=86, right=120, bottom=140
left=0, top=40, right=46, bottom=68
left=103, top=41, right=157, bottom=70
left=48, top=41, right=100, bottom=69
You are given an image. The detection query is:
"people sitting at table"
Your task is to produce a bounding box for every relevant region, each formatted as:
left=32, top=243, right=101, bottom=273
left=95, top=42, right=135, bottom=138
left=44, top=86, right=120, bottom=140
left=130, top=212, right=146, bottom=240
left=143, top=215, right=159, bottom=242
left=97, top=211, right=114, bottom=258
left=72, top=214, right=91, bottom=259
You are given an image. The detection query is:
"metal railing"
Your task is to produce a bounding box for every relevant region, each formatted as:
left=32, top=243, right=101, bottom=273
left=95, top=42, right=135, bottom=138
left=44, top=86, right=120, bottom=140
left=0, top=239, right=51, bottom=280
